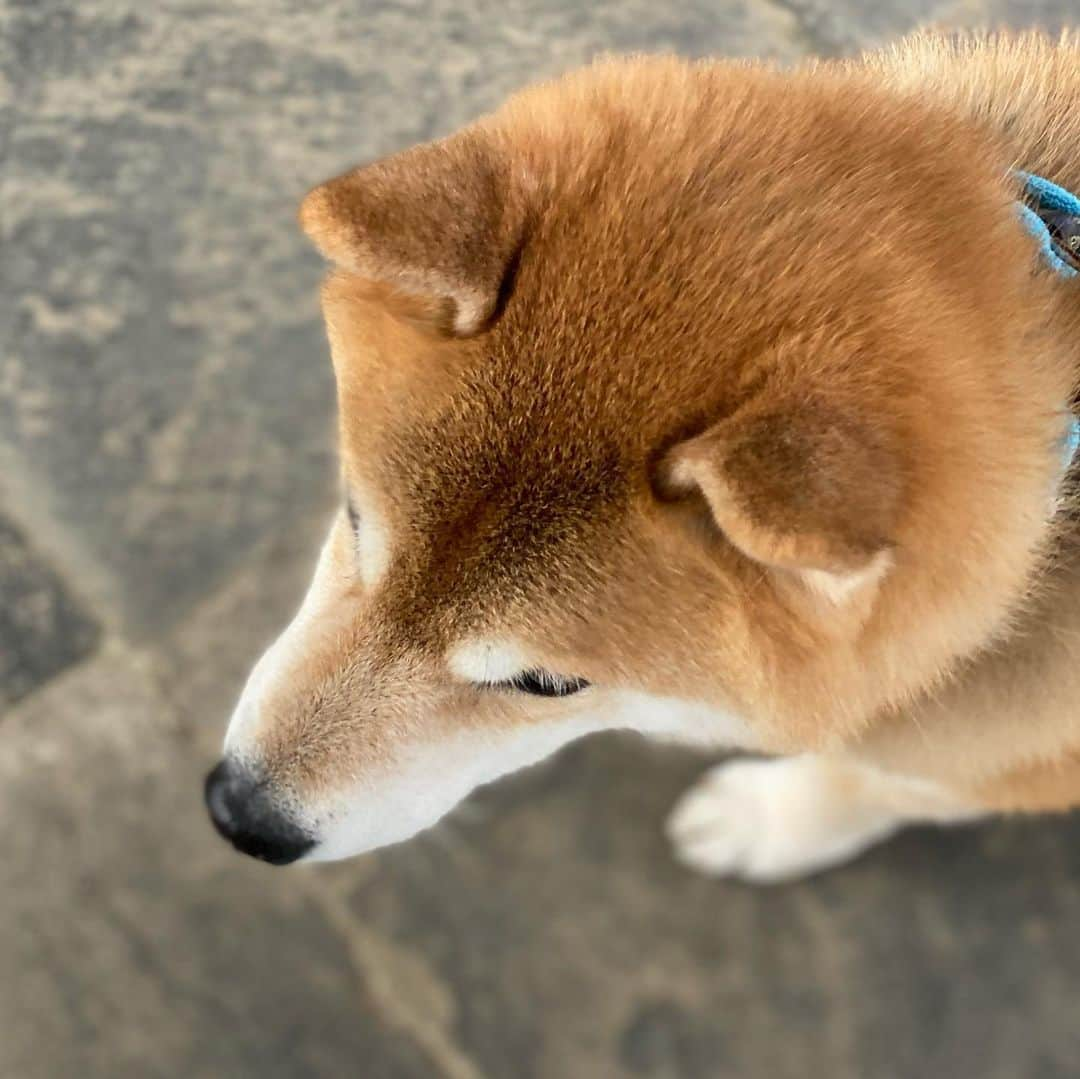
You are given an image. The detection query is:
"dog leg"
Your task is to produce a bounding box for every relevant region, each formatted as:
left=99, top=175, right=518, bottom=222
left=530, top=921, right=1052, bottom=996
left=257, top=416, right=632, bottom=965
left=666, top=754, right=979, bottom=883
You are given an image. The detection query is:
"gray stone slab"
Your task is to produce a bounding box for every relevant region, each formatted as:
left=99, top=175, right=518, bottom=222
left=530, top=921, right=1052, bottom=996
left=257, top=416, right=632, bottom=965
left=0, top=649, right=446, bottom=1079
left=152, top=511, right=336, bottom=757
left=0, top=512, right=99, bottom=710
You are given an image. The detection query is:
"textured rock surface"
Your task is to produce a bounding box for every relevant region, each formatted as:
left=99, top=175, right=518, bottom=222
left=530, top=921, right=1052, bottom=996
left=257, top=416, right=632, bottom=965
left=0, top=512, right=99, bottom=708
left=4, top=1, right=1080, bottom=1077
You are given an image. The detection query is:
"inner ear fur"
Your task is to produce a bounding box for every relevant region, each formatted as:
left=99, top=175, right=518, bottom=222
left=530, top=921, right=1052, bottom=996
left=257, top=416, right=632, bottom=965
left=662, top=391, right=906, bottom=601
left=298, top=129, right=528, bottom=336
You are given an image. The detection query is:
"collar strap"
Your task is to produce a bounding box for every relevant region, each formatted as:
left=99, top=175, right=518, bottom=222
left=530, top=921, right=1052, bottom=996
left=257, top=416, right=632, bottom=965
left=1013, top=171, right=1080, bottom=476
left=1015, top=170, right=1080, bottom=277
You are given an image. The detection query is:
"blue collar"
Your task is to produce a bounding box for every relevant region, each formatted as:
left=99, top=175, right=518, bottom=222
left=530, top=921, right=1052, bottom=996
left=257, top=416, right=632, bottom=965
left=1014, top=171, right=1080, bottom=473
left=1015, top=171, right=1080, bottom=278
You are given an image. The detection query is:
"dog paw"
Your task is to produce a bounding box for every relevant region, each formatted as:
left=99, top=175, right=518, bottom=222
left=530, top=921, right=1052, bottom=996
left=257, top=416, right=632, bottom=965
left=666, top=757, right=900, bottom=884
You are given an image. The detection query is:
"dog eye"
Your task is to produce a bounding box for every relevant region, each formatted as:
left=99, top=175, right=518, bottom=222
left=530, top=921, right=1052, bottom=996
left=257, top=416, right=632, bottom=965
left=500, top=669, right=590, bottom=697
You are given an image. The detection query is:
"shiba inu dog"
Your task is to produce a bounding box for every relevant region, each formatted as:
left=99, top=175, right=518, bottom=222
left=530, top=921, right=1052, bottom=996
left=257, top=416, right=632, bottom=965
left=205, top=30, right=1080, bottom=882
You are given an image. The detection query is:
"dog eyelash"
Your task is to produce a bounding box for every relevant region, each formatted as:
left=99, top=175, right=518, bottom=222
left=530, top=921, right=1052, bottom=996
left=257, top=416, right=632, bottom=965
left=494, top=668, right=591, bottom=698
left=345, top=497, right=361, bottom=534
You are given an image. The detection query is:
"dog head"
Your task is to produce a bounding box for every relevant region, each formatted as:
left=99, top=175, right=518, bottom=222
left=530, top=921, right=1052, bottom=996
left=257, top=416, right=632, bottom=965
left=207, top=56, right=1073, bottom=864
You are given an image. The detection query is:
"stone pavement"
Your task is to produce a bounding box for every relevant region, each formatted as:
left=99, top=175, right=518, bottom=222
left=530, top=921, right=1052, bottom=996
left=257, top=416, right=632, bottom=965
left=4, top=2, right=1080, bottom=1076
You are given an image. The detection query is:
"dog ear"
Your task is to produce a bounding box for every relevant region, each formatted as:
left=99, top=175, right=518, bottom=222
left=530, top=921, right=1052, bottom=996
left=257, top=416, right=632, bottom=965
left=660, top=390, right=904, bottom=607
left=299, top=130, right=527, bottom=336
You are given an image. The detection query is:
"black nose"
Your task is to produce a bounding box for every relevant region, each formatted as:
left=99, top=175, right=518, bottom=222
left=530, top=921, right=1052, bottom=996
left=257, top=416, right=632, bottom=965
left=204, top=759, right=314, bottom=866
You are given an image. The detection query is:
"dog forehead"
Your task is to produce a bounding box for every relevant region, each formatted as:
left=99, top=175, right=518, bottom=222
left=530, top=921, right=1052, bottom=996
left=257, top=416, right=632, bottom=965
left=328, top=308, right=648, bottom=637
left=381, top=387, right=631, bottom=613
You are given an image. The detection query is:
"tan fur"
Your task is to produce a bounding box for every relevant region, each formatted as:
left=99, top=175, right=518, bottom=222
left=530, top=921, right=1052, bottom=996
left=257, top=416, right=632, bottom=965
left=231, top=31, right=1080, bottom=844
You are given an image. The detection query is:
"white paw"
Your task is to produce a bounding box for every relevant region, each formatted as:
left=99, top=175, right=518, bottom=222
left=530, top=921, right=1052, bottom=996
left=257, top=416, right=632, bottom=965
left=666, top=757, right=901, bottom=884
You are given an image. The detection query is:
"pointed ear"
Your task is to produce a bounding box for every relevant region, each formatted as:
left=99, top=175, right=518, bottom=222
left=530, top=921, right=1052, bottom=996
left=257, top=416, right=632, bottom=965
left=660, top=394, right=905, bottom=606
left=298, top=130, right=527, bottom=336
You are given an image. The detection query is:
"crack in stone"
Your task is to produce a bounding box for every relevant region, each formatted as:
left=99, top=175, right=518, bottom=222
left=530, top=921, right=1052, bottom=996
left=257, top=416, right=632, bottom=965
left=301, top=879, right=488, bottom=1079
